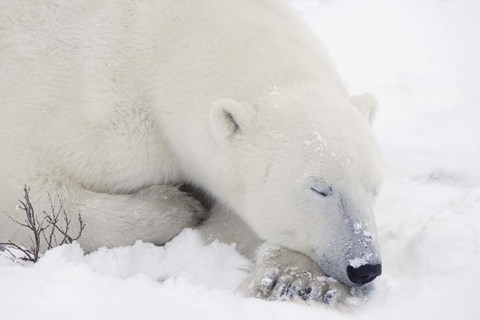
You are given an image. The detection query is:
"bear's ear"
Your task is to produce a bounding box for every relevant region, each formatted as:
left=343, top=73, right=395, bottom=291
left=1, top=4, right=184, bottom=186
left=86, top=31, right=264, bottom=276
left=350, top=93, right=378, bottom=125
left=210, top=98, right=256, bottom=142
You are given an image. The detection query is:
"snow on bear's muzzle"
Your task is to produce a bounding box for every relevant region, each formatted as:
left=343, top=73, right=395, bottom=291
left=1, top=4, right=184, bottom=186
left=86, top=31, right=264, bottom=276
left=345, top=221, right=382, bottom=285
left=315, top=217, right=382, bottom=287
left=347, top=222, right=382, bottom=286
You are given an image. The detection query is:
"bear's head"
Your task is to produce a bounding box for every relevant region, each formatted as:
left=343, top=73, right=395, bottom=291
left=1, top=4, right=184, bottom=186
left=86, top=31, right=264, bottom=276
left=209, top=86, right=383, bottom=287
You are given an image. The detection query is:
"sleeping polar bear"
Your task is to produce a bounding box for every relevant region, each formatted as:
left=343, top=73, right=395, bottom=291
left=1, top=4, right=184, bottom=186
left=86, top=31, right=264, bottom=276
left=0, top=0, right=383, bottom=303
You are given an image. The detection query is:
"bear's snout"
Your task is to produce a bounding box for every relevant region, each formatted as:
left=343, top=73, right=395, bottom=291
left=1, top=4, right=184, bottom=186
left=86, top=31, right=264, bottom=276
left=347, top=264, right=382, bottom=286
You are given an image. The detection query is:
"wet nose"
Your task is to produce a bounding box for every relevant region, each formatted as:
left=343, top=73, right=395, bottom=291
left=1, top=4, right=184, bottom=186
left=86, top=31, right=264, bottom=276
left=347, top=264, right=382, bottom=285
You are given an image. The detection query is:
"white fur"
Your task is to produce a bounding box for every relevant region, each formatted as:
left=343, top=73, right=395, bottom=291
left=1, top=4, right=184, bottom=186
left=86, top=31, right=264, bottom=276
left=0, top=0, right=383, bottom=291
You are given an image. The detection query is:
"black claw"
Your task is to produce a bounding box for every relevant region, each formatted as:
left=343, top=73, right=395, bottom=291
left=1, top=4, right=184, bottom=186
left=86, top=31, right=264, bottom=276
left=273, top=275, right=293, bottom=299
left=322, top=289, right=338, bottom=304
left=299, top=286, right=312, bottom=301
left=281, top=282, right=291, bottom=297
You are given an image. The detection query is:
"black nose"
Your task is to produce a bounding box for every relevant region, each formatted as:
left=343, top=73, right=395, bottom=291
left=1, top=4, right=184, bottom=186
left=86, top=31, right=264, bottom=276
left=347, top=264, right=382, bottom=285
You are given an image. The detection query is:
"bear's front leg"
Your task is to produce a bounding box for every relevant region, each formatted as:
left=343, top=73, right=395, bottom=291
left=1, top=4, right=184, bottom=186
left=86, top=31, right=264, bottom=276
left=247, top=243, right=350, bottom=305
left=77, top=184, right=206, bottom=251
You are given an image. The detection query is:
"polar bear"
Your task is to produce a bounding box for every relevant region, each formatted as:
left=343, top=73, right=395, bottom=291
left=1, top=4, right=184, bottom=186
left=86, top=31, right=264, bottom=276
left=0, top=0, right=383, bottom=302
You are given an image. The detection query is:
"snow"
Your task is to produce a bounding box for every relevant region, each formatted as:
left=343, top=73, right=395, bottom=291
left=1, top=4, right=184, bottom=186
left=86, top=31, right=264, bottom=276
left=1, top=0, right=480, bottom=319
left=348, top=257, right=368, bottom=269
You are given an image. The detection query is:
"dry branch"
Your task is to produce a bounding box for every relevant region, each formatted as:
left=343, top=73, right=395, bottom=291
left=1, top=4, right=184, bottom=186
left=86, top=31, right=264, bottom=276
left=0, top=185, right=85, bottom=262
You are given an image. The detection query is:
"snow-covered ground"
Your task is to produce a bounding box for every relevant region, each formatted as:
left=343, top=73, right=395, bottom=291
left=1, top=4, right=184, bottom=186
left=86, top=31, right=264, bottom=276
left=1, top=0, right=479, bottom=319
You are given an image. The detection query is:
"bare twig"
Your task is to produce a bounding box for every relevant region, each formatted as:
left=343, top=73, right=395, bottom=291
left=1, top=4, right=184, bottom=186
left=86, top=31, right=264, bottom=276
left=0, top=185, right=86, bottom=262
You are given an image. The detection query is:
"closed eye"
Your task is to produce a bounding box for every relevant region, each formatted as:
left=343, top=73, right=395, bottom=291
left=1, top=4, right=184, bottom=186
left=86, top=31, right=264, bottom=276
left=311, top=186, right=333, bottom=197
